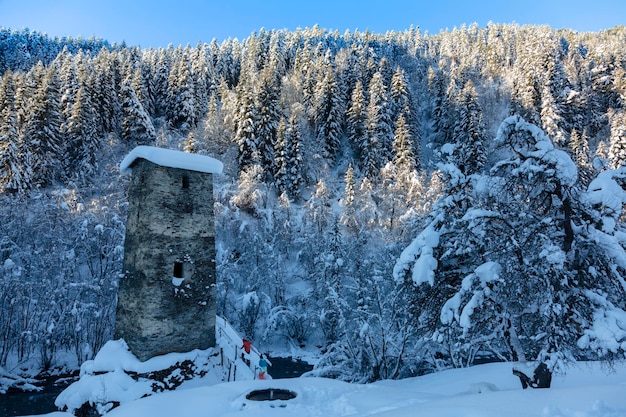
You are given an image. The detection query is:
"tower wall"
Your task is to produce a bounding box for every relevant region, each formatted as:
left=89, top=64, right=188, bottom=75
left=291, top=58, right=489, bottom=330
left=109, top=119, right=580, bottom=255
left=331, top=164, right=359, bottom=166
left=115, top=159, right=216, bottom=361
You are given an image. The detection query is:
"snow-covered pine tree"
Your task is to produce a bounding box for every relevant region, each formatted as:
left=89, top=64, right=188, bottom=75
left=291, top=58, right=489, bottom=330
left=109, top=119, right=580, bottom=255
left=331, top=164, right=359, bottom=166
left=364, top=71, right=393, bottom=179
left=255, top=66, right=281, bottom=177
left=19, top=62, right=63, bottom=189
left=131, top=66, right=150, bottom=117
left=151, top=48, right=172, bottom=118
left=392, top=114, right=417, bottom=173
left=340, top=163, right=358, bottom=233
left=65, top=79, right=100, bottom=181
left=428, top=66, right=453, bottom=148
left=184, top=129, right=197, bottom=153
left=540, top=82, right=567, bottom=147
left=234, top=74, right=260, bottom=171
left=120, top=78, right=156, bottom=145
left=0, top=70, right=22, bottom=192
left=189, top=42, right=213, bottom=122
left=452, top=80, right=487, bottom=175
left=92, top=48, right=122, bottom=135
left=285, top=113, right=304, bottom=200
left=305, top=178, right=332, bottom=234
left=569, top=128, right=594, bottom=188
left=166, top=48, right=197, bottom=131
left=346, top=80, right=367, bottom=163
left=274, top=118, right=288, bottom=194
left=390, top=66, right=411, bottom=126
left=315, top=63, right=344, bottom=162
left=57, top=48, right=79, bottom=134
left=608, top=109, right=626, bottom=169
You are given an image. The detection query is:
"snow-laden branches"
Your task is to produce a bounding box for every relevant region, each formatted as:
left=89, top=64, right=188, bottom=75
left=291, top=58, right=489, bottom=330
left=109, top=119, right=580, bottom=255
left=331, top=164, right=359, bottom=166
left=578, top=291, right=626, bottom=356
left=494, top=115, right=578, bottom=187
left=440, top=262, right=502, bottom=332
left=393, top=219, right=440, bottom=286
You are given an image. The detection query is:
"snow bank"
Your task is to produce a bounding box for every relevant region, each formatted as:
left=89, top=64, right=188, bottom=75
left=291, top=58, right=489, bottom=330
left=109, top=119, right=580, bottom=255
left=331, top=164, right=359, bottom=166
left=0, top=366, right=40, bottom=394
left=120, top=146, right=223, bottom=175
left=54, top=340, right=221, bottom=414
left=79, top=339, right=214, bottom=375
left=46, top=361, right=626, bottom=417
left=54, top=369, right=154, bottom=415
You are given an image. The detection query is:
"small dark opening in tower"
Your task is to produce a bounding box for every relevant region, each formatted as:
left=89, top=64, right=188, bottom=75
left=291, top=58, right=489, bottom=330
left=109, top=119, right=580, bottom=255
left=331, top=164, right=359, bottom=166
left=173, top=261, right=183, bottom=278
left=182, top=175, right=190, bottom=189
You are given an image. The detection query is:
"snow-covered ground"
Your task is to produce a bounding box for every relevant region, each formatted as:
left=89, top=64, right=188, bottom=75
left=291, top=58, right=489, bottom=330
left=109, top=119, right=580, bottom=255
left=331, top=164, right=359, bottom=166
left=13, top=320, right=626, bottom=417
left=22, top=358, right=626, bottom=417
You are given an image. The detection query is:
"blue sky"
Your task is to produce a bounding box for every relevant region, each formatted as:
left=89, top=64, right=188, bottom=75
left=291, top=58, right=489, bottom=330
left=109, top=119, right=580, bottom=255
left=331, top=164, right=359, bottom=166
left=0, top=0, right=624, bottom=48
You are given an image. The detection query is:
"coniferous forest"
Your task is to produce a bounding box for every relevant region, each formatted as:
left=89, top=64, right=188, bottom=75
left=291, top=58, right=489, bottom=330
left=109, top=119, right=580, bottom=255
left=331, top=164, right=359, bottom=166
left=1, top=24, right=626, bottom=383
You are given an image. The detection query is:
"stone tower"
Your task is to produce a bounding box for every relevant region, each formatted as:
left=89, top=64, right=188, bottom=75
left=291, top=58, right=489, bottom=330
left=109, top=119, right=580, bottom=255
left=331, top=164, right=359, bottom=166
left=115, top=146, right=223, bottom=361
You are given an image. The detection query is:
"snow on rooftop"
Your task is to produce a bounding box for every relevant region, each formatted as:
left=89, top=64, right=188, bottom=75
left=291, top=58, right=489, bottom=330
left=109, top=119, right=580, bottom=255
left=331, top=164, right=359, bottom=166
left=120, top=146, right=223, bottom=175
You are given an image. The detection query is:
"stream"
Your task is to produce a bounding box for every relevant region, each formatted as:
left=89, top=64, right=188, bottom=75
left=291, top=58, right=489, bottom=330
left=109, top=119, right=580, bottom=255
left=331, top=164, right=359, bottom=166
left=267, top=356, right=314, bottom=379
left=0, top=376, right=76, bottom=417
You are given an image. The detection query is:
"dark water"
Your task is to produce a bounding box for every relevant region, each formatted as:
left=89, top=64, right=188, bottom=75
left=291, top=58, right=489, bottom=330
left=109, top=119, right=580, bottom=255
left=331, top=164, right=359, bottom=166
left=267, top=357, right=314, bottom=379
left=0, top=377, right=75, bottom=417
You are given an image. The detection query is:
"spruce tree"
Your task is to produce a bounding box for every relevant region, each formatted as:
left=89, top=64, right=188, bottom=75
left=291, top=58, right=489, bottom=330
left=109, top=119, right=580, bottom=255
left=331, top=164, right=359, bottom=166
left=365, top=71, right=393, bottom=179
left=65, top=82, right=99, bottom=181
left=93, top=48, right=122, bottom=135
left=235, top=78, right=259, bottom=171
left=57, top=48, right=79, bottom=135
left=390, top=66, right=411, bottom=125
left=453, top=80, right=486, bottom=175
left=392, top=114, right=417, bottom=173
left=120, top=79, right=156, bottom=145
left=256, top=67, right=281, bottom=176
left=315, top=64, right=344, bottom=161
left=167, top=50, right=197, bottom=130
left=20, top=63, right=63, bottom=189
left=609, top=110, right=626, bottom=169
left=0, top=71, right=21, bottom=191
left=274, top=114, right=303, bottom=200
left=152, top=48, right=171, bottom=118
left=285, top=113, right=304, bottom=200
left=346, top=80, right=367, bottom=162
left=340, top=163, right=358, bottom=233
left=569, top=128, right=593, bottom=188
left=428, top=66, right=452, bottom=147
left=274, top=119, right=288, bottom=193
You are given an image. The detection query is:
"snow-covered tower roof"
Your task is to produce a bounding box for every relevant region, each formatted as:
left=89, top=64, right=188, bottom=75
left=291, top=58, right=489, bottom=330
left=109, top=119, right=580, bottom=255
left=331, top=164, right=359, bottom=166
left=120, top=145, right=223, bottom=175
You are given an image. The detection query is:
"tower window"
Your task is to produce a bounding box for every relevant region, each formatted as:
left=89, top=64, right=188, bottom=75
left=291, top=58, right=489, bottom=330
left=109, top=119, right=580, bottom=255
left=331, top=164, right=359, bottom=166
left=173, top=261, right=183, bottom=278
left=182, top=175, right=190, bottom=189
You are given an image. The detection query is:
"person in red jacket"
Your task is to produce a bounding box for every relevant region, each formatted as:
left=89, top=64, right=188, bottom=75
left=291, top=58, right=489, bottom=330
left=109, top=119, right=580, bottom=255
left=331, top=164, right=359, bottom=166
left=241, top=338, right=252, bottom=366
left=242, top=338, right=252, bottom=354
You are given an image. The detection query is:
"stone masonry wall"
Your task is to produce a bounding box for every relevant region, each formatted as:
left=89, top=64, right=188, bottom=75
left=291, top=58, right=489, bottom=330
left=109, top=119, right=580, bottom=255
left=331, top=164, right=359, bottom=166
left=115, top=159, right=216, bottom=361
